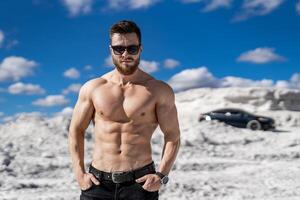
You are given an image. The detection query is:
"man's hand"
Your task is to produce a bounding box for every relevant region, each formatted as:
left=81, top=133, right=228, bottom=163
left=135, top=174, right=161, bottom=192
left=78, top=173, right=100, bottom=191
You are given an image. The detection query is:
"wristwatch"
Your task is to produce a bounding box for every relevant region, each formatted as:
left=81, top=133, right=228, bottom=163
left=155, top=172, right=169, bottom=185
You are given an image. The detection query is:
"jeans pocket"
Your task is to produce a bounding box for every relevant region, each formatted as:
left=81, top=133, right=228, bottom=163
left=136, top=181, right=145, bottom=190
left=136, top=181, right=156, bottom=193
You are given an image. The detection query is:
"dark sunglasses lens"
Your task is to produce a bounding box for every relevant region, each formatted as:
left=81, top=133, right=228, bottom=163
left=127, top=45, right=139, bottom=54
left=112, top=46, right=125, bottom=55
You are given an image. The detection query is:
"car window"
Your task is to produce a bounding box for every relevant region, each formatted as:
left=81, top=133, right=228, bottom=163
left=243, top=113, right=249, bottom=117
left=213, top=113, right=225, bottom=117
left=231, top=111, right=242, bottom=116
left=214, top=110, right=226, bottom=114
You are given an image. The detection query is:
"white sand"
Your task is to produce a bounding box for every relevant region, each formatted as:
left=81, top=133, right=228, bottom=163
left=1, top=87, right=300, bottom=200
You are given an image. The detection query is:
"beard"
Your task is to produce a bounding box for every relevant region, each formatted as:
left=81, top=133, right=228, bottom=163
left=112, top=56, right=140, bottom=76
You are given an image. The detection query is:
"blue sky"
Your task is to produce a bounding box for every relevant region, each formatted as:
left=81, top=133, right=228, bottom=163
left=0, top=0, right=300, bottom=122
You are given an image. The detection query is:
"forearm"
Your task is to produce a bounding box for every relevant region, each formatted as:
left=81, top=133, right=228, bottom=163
left=158, top=137, right=180, bottom=175
left=68, top=132, right=85, bottom=181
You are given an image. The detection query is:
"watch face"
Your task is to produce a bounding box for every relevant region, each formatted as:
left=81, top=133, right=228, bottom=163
left=161, top=176, right=169, bottom=184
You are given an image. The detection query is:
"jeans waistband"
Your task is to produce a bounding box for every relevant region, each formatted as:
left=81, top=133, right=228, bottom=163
left=89, top=161, right=156, bottom=184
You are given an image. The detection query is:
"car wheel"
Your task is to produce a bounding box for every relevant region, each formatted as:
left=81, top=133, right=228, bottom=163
left=246, top=120, right=261, bottom=130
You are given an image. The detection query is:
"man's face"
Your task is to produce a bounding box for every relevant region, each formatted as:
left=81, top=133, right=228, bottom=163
left=110, top=33, right=142, bottom=75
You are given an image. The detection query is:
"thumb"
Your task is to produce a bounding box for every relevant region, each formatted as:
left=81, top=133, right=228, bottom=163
left=136, top=175, right=148, bottom=183
left=89, top=173, right=100, bottom=185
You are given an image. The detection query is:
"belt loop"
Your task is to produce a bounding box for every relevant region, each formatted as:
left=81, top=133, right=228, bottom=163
left=94, top=169, right=101, bottom=180
left=99, top=171, right=103, bottom=181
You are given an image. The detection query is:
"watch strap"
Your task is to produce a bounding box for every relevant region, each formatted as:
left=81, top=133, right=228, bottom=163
left=155, top=172, right=165, bottom=179
left=155, top=172, right=169, bottom=185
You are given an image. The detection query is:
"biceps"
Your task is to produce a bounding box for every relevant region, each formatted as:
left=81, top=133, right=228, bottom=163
left=156, top=104, right=179, bottom=137
left=70, top=99, right=95, bottom=132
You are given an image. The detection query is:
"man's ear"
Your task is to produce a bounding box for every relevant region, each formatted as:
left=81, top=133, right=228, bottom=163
left=109, top=45, right=113, bottom=54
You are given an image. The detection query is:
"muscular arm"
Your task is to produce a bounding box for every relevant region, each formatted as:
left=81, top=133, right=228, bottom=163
left=155, top=82, right=181, bottom=176
left=68, top=81, right=95, bottom=182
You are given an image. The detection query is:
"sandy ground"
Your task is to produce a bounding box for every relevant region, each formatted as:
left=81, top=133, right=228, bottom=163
left=1, top=87, right=300, bottom=200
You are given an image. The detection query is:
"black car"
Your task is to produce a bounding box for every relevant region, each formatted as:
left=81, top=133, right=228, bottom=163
left=199, top=108, right=275, bottom=131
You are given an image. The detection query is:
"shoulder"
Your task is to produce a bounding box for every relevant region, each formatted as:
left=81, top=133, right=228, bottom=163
left=78, top=77, right=107, bottom=100
left=149, top=79, right=174, bottom=93
left=149, top=79, right=175, bottom=103
left=81, top=77, right=107, bottom=91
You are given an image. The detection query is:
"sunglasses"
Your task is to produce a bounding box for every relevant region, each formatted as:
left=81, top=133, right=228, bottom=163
left=110, top=44, right=141, bottom=55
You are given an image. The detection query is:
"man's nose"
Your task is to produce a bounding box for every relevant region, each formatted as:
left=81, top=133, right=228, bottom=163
left=122, top=49, right=129, bottom=56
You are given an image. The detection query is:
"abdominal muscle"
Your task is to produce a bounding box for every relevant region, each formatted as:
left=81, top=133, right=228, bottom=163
left=90, top=119, right=157, bottom=172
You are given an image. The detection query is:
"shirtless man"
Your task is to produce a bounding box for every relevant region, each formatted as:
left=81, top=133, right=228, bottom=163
left=68, top=20, right=180, bottom=200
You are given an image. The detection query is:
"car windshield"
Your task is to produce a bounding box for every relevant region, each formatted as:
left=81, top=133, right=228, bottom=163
left=210, top=109, right=252, bottom=116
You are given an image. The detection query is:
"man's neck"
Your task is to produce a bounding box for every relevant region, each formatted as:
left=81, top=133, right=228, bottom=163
left=111, top=68, right=141, bottom=86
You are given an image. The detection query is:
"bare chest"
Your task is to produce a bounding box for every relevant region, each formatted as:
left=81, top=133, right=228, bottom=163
left=92, top=84, right=157, bottom=123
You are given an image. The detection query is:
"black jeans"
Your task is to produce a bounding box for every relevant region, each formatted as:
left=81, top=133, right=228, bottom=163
left=80, top=180, right=159, bottom=200
left=80, top=165, right=159, bottom=200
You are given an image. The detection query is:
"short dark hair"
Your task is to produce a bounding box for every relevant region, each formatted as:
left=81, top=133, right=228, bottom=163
left=110, top=20, right=141, bottom=44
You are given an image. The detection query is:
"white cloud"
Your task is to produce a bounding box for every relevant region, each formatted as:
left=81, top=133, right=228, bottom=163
left=219, top=76, right=274, bottom=87
left=168, top=67, right=300, bottom=92
left=63, top=67, right=80, bottom=79
left=168, top=67, right=218, bottom=91
left=237, top=47, right=285, bottom=64
left=296, top=1, right=300, bottom=14
left=275, top=80, right=290, bottom=89
left=54, top=106, right=74, bottom=117
left=8, top=82, right=46, bottom=95
left=274, top=74, right=300, bottom=89
left=285, top=73, right=300, bottom=89
left=130, top=0, right=160, bottom=9
left=291, top=73, right=300, bottom=83
left=62, top=0, right=93, bottom=16
left=0, top=56, right=38, bottom=82
left=164, top=58, right=180, bottom=69
left=203, top=0, right=233, bottom=12
left=2, top=116, right=14, bottom=123
left=32, top=95, right=69, bottom=107
left=181, top=0, right=201, bottom=3
left=104, top=55, right=114, bottom=67
left=107, top=0, right=160, bottom=10
left=234, top=0, right=285, bottom=21
left=181, top=0, right=232, bottom=11
left=61, top=0, right=160, bottom=13
left=62, top=83, right=82, bottom=95
left=0, top=30, right=4, bottom=47
left=83, top=65, right=93, bottom=70
left=6, top=40, right=19, bottom=49
left=0, top=112, right=4, bottom=117
left=139, top=60, right=159, bottom=73
left=0, top=30, right=18, bottom=49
